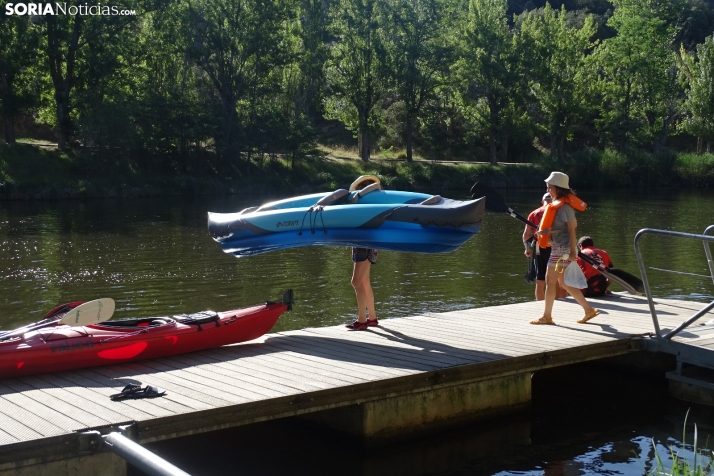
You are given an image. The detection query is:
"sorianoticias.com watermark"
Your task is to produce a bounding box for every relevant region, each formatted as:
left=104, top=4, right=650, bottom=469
left=4, top=3, right=137, bottom=15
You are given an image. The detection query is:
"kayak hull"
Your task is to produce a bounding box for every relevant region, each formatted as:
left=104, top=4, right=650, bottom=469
left=0, top=298, right=290, bottom=378
left=209, top=190, right=485, bottom=257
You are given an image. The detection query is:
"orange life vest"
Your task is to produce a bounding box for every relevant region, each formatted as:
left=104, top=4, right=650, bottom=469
left=536, top=194, right=587, bottom=248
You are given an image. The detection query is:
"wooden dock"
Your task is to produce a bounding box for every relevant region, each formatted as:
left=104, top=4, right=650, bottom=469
left=0, top=294, right=711, bottom=475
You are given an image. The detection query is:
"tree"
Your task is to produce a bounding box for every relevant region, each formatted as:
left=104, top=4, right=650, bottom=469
left=592, top=0, right=684, bottom=152
left=294, top=0, right=328, bottom=122
left=186, top=0, right=294, bottom=158
left=382, top=0, right=454, bottom=162
left=517, top=4, right=597, bottom=157
left=455, top=0, right=520, bottom=164
left=680, top=35, right=714, bottom=153
left=324, top=0, right=388, bottom=161
left=39, top=0, right=142, bottom=149
left=0, top=15, right=39, bottom=144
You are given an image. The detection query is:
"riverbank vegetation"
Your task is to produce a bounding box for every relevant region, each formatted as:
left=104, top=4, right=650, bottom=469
left=2, top=0, right=714, bottom=196
left=648, top=413, right=714, bottom=476
left=2, top=138, right=713, bottom=199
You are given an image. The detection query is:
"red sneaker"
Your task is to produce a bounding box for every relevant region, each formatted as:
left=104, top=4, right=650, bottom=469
left=366, top=319, right=379, bottom=327
left=346, top=320, right=368, bottom=330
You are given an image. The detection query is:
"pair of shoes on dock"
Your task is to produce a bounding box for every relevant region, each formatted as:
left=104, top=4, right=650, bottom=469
left=346, top=319, right=379, bottom=330
left=577, top=308, right=600, bottom=324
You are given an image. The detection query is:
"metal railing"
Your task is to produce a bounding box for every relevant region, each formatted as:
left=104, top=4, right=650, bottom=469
left=81, top=429, right=191, bottom=476
left=634, top=225, right=714, bottom=339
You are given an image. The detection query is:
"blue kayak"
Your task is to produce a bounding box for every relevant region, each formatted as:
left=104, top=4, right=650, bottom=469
left=208, top=189, right=485, bottom=257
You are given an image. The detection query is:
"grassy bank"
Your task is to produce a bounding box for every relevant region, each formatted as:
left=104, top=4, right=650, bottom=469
left=1, top=141, right=713, bottom=200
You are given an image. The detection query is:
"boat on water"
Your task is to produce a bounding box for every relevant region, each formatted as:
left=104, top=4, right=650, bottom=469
left=0, top=290, right=293, bottom=378
left=208, top=184, right=486, bottom=258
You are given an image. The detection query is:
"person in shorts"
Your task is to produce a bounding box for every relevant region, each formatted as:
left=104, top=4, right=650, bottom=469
left=530, top=172, right=599, bottom=325
left=345, top=176, right=381, bottom=330
left=523, top=192, right=566, bottom=301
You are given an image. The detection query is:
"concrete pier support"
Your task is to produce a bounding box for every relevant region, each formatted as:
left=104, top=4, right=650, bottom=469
left=304, top=372, right=531, bottom=444
left=0, top=452, right=126, bottom=476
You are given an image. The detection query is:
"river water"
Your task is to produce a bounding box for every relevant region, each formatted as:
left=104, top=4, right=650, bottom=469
left=1, top=188, right=713, bottom=475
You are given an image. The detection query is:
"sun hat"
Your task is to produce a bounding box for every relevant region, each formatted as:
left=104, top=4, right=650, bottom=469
left=542, top=192, right=552, bottom=202
left=544, top=171, right=570, bottom=189
left=349, top=175, right=381, bottom=191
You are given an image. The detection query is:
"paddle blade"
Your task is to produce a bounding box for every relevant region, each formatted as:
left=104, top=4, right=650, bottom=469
left=59, top=298, right=115, bottom=326
left=608, top=268, right=644, bottom=293
left=44, top=301, right=85, bottom=319
left=470, top=183, right=509, bottom=213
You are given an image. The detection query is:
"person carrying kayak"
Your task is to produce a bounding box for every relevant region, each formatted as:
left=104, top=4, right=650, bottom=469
left=346, top=175, right=381, bottom=330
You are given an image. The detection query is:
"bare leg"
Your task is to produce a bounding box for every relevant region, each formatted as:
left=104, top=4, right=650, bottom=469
left=542, top=266, right=559, bottom=319
left=535, top=280, right=545, bottom=301
left=351, top=260, right=375, bottom=322
left=556, top=281, right=568, bottom=299
left=362, top=266, right=377, bottom=321
left=557, top=273, right=595, bottom=314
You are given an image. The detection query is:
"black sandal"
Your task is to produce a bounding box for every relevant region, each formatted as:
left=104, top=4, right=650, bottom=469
left=110, top=384, right=166, bottom=401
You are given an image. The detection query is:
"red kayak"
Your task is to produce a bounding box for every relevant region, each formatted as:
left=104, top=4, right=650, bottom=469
left=0, top=290, right=292, bottom=378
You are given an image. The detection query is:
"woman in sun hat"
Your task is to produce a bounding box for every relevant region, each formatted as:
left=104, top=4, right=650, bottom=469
left=530, top=171, right=600, bottom=325
left=345, top=175, right=381, bottom=330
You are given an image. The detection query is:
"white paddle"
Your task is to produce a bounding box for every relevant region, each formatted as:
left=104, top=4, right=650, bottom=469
left=0, top=298, right=115, bottom=341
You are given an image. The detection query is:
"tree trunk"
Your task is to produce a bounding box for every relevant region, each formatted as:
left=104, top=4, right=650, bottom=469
left=0, top=71, right=16, bottom=145
left=220, top=95, right=238, bottom=156
left=653, top=115, right=675, bottom=155
left=358, top=109, right=370, bottom=161
left=697, top=136, right=703, bottom=154
left=489, top=132, right=497, bottom=165
left=405, top=115, right=413, bottom=162
left=55, top=83, right=71, bottom=149
left=550, top=135, right=557, bottom=157
left=47, top=15, right=82, bottom=150
left=501, top=135, right=508, bottom=162
left=3, top=116, right=15, bottom=145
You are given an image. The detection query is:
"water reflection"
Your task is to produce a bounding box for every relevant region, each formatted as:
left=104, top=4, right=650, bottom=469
left=1, top=189, right=713, bottom=332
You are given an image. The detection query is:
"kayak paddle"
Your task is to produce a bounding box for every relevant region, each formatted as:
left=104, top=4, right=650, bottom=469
left=0, top=301, right=85, bottom=340
left=0, top=298, right=115, bottom=341
left=470, top=182, right=644, bottom=294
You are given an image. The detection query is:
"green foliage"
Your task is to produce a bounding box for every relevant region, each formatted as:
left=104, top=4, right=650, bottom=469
left=0, top=13, right=40, bottom=143
left=454, top=0, right=521, bottom=164
left=516, top=4, right=597, bottom=157
left=648, top=412, right=714, bottom=476
left=380, top=0, right=454, bottom=161
left=674, top=152, right=714, bottom=186
left=4, top=0, right=714, bottom=181
left=185, top=0, right=294, bottom=157
left=324, top=0, right=389, bottom=160
left=679, top=35, right=714, bottom=147
left=592, top=0, right=684, bottom=151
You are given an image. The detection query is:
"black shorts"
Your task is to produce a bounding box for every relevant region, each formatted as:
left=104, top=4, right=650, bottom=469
left=352, top=248, right=378, bottom=264
left=535, top=246, right=551, bottom=281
